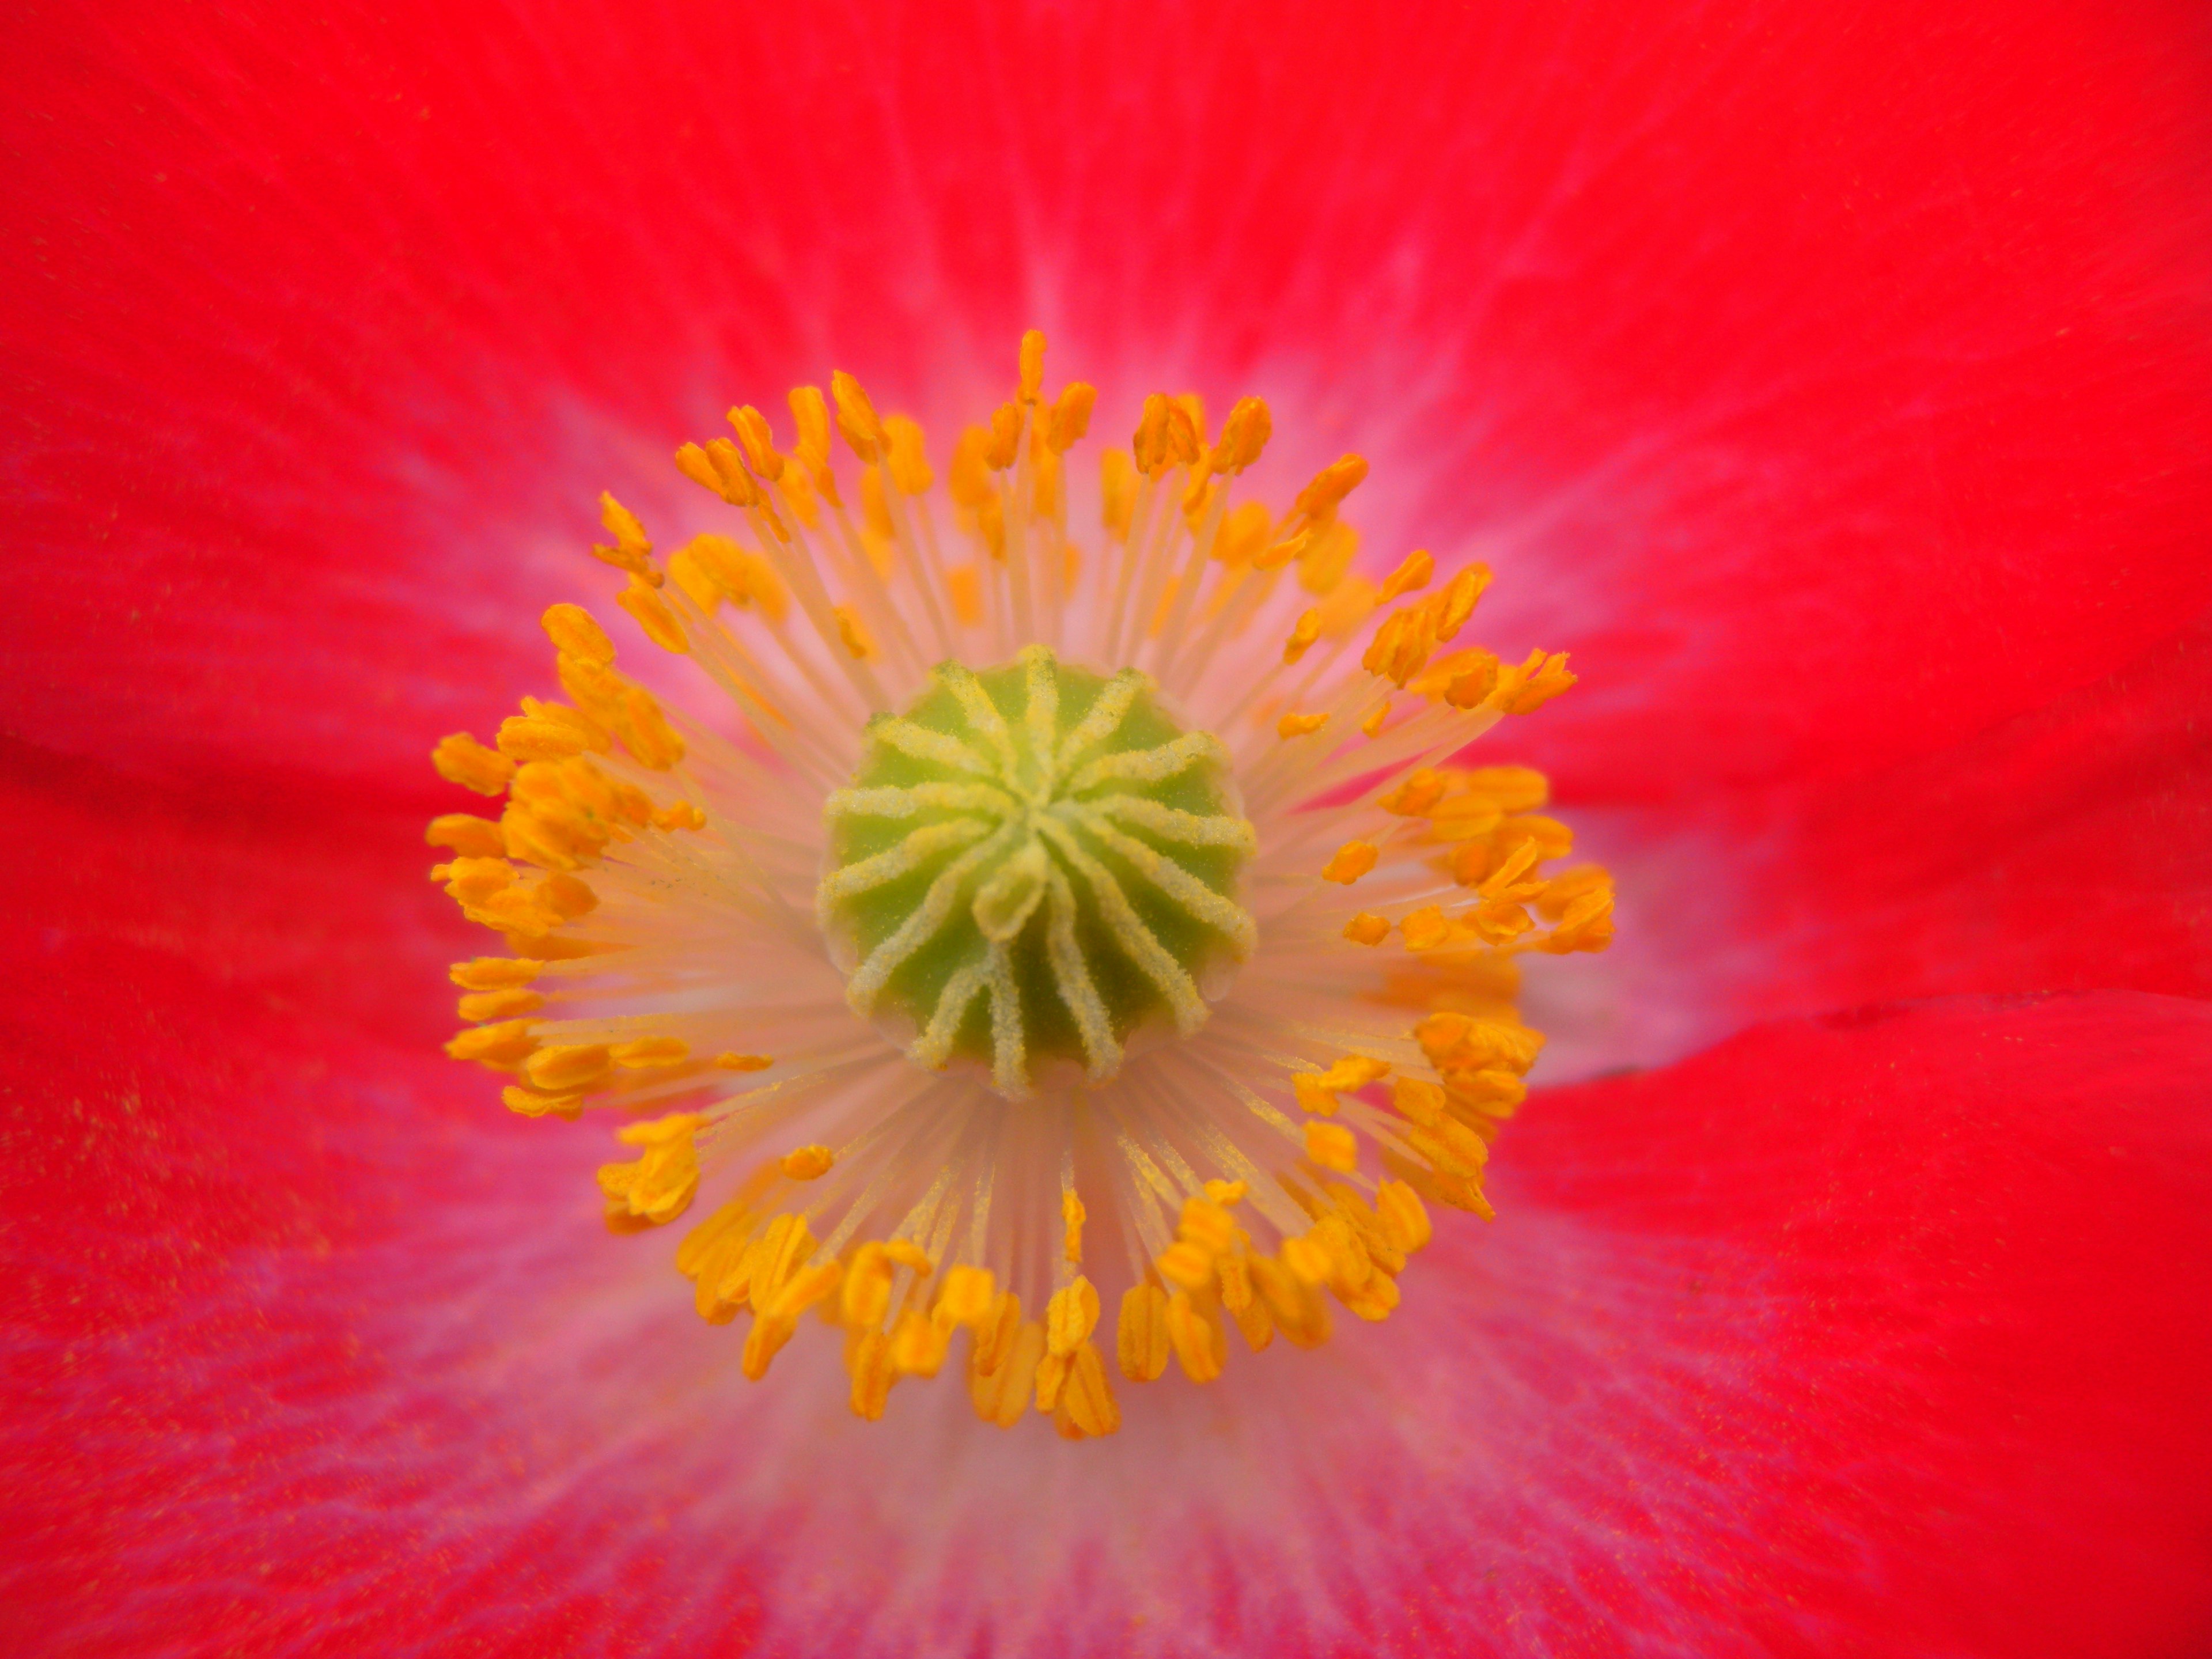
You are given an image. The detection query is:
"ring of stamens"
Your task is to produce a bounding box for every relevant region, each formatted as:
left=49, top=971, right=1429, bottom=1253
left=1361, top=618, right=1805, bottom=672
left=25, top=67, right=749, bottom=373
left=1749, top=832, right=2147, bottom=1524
left=426, top=328, right=1618, bottom=1439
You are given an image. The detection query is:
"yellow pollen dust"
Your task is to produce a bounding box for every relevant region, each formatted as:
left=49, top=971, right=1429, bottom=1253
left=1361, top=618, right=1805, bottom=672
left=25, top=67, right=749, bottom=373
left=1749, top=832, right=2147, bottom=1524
left=427, top=329, right=1612, bottom=1438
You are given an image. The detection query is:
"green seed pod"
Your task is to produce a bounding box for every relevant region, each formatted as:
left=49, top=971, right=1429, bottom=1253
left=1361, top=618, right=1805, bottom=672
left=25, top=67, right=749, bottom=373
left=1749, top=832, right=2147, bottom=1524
left=819, top=645, right=1257, bottom=1096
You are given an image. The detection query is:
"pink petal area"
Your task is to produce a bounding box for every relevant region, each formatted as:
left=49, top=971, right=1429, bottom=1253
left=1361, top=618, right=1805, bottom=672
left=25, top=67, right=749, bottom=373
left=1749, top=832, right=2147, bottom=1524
left=4, top=0, right=2207, bottom=802
left=6, top=744, right=2207, bottom=1659
left=1519, top=608, right=2212, bottom=1078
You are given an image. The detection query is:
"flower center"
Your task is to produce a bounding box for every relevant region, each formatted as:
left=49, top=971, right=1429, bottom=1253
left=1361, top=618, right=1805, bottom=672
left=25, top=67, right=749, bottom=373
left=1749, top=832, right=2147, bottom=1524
left=819, top=645, right=1255, bottom=1097
left=426, top=329, right=1616, bottom=1439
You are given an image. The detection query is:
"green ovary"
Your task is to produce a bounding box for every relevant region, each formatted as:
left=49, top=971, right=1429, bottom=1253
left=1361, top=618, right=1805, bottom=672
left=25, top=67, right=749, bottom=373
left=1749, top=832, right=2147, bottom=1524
left=818, top=645, right=1257, bottom=1097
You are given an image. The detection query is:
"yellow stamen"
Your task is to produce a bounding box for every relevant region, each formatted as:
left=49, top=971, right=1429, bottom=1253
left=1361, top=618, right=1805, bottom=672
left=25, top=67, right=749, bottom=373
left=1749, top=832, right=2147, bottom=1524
left=1061, top=1187, right=1086, bottom=1266
left=1320, top=840, right=1378, bottom=884
left=431, top=733, right=516, bottom=796
left=1343, top=912, right=1391, bottom=946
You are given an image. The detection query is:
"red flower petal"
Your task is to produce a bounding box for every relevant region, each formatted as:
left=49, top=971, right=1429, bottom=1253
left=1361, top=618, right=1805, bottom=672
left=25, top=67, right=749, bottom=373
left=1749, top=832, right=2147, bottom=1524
left=5, top=0, right=2206, bottom=802
left=1525, top=610, right=2212, bottom=1077
left=7, top=751, right=2207, bottom=1654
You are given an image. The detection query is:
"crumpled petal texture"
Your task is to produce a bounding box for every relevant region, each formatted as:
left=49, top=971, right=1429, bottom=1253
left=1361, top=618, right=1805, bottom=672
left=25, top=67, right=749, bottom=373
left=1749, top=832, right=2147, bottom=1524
left=3, top=0, right=2210, bottom=1653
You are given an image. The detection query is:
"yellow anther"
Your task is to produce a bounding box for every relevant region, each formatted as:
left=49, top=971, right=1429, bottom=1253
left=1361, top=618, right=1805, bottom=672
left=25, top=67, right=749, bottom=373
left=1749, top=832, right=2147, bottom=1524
left=1400, top=906, right=1450, bottom=950
left=976, top=493, right=1006, bottom=559
left=984, top=401, right=1023, bottom=470
left=1203, top=1179, right=1247, bottom=1206
left=947, top=425, right=993, bottom=508
left=715, top=1051, right=773, bottom=1071
left=495, top=713, right=588, bottom=764
left=1415, top=1013, right=1544, bottom=1076
left=1378, top=769, right=1448, bottom=816
left=787, top=385, right=832, bottom=467
left=611, top=1036, right=689, bottom=1069
left=618, top=579, right=688, bottom=654
left=1343, top=912, right=1391, bottom=947
left=673, top=441, right=730, bottom=502
left=1279, top=1228, right=1342, bottom=1291
left=1116, top=1284, right=1171, bottom=1381
left=890, top=1308, right=953, bottom=1377
left=1282, top=609, right=1321, bottom=666
left=1374, top=1180, right=1434, bottom=1253
left=933, top=1265, right=997, bottom=1329
left=1304, top=1121, right=1358, bottom=1172
left=1539, top=882, right=1617, bottom=954
left=741, top=1313, right=798, bottom=1381
left=1018, top=329, right=1047, bottom=403
left=541, top=604, right=615, bottom=666
left=445, top=1020, right=538, bottom=1070
left=1210, top=396, right=1272, bottom=474
left=1362, top=606, right=1438, bottom=687
left=1156, top=1240, right=1215, bottom=1294
left=1294, top=1054, right=1391, bottom=1116
left=1046, top=1277, right=1101, bottom=1358
left=777, top=1145, right=830, bottom=1180
left=1162, top=401, right=1202, bottom=468
left=1434, top=565, right=1491, bottom=641
left=1062, top=1187, right=1086, bottom=1266
left=1047, top=382, right=1096, bottom=452
left=450, top=956, right=544, bottom=991
left=432, top=733, right=516, bottom=797
left=527, top=1043, right=612, bottom=1093
left=458, top=986, right=543, bottom=1022
left=1537, top=864, right=1612, bottom=919
left=833, top=605, right=874, bottom=660
left=1211, top=499, right=1271, bottom=570
left=1277, top=711, right=1328, bottom=740
left=971, top=1317, right=1046, bottom=1429
left=1378, top=550, right=1435, bottom=603
left=1224, top=1267, right=1274, bottom=1353
left=1131, top=393, right=1172, bottom=475
left=598, top=492, right=652, bottom=558
left=1320, top=840, right=1378, bottom=884
left=1177, top=1196, right=1239, bottom=1256
left=1495, top=649, right=1578, bottom=714
left=1051, top=1342, right=1121, bottom=1440
left=1391, top=1077, right=1446, bottom=1129
left=652, top=799, right=707, bottom=832
left=830, top=369, right=888, bottom=464
left=727, top=406, right=784, bottom=481
left=844, top=1336, right=898, bottom=1424
left=1164, top=1290, right=1225, bottom=1383
left=1100, top=448, right=1137, bottom=539
left=884, top=414, right=933, bottom=494
left=884, top=1240, right=934, bottom=1276
left=841, top=1243, right=898, bottom=1328
left=1361, top=697, right=1391, bottom=737
left=596, top=1112, right=703, bottom=1229
left=1446, top=656, right=1506, bottom=709
left=1291, top=454, right=1368, bottom=523
left=1032, top=442, right=1065, bottom=520
left=500, top=1084, right=579, bottom=1119
left=666, top=543, right=723, bottom=615
left=621, top=687, right=685, bottom=770
left=427, top=814, right=506, bottom=857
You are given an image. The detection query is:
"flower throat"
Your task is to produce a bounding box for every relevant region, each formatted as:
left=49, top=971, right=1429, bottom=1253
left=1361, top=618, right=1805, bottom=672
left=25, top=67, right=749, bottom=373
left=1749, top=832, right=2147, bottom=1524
left=427, top=329, right=1611, bottom=1438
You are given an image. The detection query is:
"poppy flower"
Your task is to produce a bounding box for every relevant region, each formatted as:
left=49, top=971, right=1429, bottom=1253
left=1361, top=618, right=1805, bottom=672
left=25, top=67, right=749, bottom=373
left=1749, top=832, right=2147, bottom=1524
left=5, top=0, right=2210, bottom=1654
